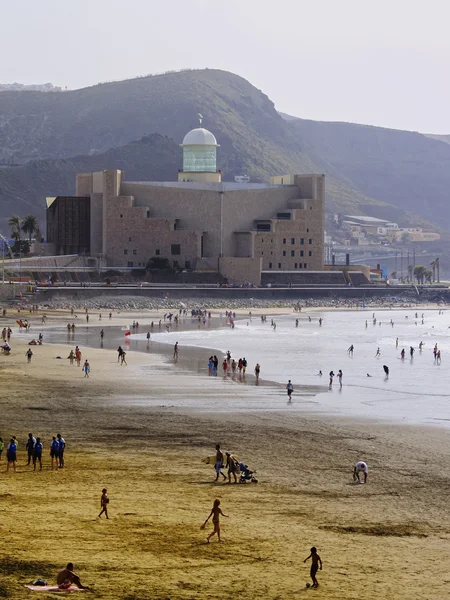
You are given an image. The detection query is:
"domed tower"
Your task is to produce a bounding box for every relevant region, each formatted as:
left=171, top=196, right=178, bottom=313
left=178, top=117, right=221, bottom=183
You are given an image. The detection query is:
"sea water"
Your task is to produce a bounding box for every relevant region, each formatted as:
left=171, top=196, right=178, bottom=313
left=132, top=309, right=450, bottom=427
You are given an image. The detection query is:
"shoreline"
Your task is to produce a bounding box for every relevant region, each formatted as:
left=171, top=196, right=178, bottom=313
left=1, top=331, right=450, bottom=598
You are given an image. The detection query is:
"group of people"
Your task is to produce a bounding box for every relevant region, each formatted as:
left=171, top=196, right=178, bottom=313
left=0, top=432, right=66, bottom=472
left=207, top=352, right=256, bottom=380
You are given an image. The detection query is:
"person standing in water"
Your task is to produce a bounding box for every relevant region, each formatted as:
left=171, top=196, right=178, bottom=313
left=329, top=371, right=334, bottom=389
left=173, top=342, right=179, bottom=360
left=347, top=345, right=354, bottom=355
left=304, top=546, right=322, bottom=589
left=396, top=338, right=399, bottom=348
left=202, top=499, right=228, bottom=543
left=254, top=363, right=261, bottom=383
left=375, top=348, right=381, bottom=357
left=337, top=369, right=343, bottom=388
left=286, top=380, right=294, bottom=400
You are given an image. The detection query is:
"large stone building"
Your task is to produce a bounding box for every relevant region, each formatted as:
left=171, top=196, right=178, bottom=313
left=47, top=125, right=325, bottom=285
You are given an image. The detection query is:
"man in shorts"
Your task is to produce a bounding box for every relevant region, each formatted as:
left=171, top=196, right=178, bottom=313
left=353, top=460, right=368, bottom=484
left=56, top=563, right=85, bottom=589
left=286, top=380, right=294, bottom=400
left=57, top=433, right=66, bottom=468
left=214, top=444, right=226, bottom=482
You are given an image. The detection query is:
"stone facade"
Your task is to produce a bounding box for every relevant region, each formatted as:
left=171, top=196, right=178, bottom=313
left=49, top=169, right=325, bottom=283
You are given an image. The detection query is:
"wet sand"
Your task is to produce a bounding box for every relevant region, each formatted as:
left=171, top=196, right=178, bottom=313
left=0, top=309, right=449, bottom=599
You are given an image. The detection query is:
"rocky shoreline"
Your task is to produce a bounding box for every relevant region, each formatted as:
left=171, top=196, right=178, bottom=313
left=37, top=293, right=434, bottom=311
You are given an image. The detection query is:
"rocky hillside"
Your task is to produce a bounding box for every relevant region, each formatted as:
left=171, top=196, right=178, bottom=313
left=286, top=117, right=450, bottom=231
left=0, top=69, right=446, bottom=231
left=0, top=134, right=178, bottom=230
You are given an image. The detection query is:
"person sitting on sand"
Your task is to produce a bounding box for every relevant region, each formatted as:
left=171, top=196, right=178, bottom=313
left=98, top=488, right=109, bottom=519
left=56, top=563, right=85, bottom=589
left=202, top=499, right=228, bottom=543
left=353, top=460, right=368, bottom=484
left=303, top=546, right=322, bottom=588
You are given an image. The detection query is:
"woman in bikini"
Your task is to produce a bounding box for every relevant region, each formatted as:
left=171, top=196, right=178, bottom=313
left=202, top=499, right=228, bottom=543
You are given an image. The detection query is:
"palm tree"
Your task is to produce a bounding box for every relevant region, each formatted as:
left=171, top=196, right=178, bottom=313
left=407, top=264, right=413, bottom=283
left=413, top=265, right=426, bottom=285
left=21, top=214, right=38, bottom=242
left=424, top=269, right=433, bottom=284
left=8, top=215, right=21, bottom=241
left=430, top=259, right=437, bottom=282
left=436, top=257, right=440, bottom=283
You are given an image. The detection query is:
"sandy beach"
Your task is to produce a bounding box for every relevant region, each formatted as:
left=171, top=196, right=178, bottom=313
left=1, top=308, right=450, bottom=599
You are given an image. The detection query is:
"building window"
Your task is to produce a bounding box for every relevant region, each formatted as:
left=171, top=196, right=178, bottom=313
left=300, top=250, right=304, bottom=257
left=173, top=260, right=179, bottom=268
left=129, top=237, right=132, bottom=242
left=291, top=250, right=295, bottom=257
left=147, top=210, right=150, bottom=218
left=185, top=261, right=191, bottom=269
left=283, top=238, right=286, bottom=244
left=294, top=262, right=298, bottom=268
left=304, top=263, right=307, bottom=268
left=155, top=249, right=160, bottom=256
left=306, top=228, right=309, bottom=233
left=133, top=249, right=137, bottom=255
left=300, top=238, right=304, bottom=245
left=270, top=251, right=273, bottom=255
left=291, top=238, right=295, bottom=244
left=261, top=239, right=264, bottom=243
left=278, top=263, right=281, bottom=269
left=269, top=262, right=272, bottom=269
left=271, top=239, right=273, bottom=243
left=283, top=251, right=286, bottom=257
left=124, top=249, right=128, bottom=255
left=299, top=263, right=303, bottom=269
left=127, top=261, right=133, bottom=267
left=261, top=251, right=264, bottom=256
left=171, top=244, right=181, bottom=256
left=309, top=239, right=312, bottom=244
left=308, top=251, right=312, bottom=257
left=120, top=214, right=123, bottom=219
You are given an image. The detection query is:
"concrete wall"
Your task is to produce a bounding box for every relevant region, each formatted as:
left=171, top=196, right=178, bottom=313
left=90, top=193, right=103, bottom=255
left=219, top=257, right=262, bottom=286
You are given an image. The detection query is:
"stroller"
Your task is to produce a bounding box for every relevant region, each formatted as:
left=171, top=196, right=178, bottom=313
left=239, top=461, right=258, bottom=484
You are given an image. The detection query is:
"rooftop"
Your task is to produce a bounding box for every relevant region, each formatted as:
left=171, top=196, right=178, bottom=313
left=123, top=181, right=292, bottom=192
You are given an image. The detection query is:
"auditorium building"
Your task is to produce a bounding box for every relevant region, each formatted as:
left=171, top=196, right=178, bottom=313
left=46, top=125, right=325, bottom=285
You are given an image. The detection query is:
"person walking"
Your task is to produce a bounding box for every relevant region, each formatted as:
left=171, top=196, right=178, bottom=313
left=117, top=346, right=123, bottom=363
left=254, top=363, right=261, bottom=383
left=286, top=380, right=294, bottom=400
left=202, top=499, right=228, bottom=543
left=120, top=351, right=127, bottom=366
left=98, top=488, right=110, bottom=519
left=213, top=444, right=226, bottom=482
left=25, top=348, right=33, bottom=363
left=83, top=359, right=90, bottom=377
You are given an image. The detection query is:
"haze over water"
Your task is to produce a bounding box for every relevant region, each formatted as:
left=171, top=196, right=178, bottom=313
left=143, top=309, right=450, bottom=428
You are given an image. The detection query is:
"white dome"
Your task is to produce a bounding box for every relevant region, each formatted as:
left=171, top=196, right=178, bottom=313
left=182, top=127, right=218, bottom=146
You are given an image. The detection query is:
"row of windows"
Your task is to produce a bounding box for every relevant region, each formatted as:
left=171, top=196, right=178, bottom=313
left=123, top=245, right=180, bottom=256
left=268, top=263, right=308, bottom=269
left=282, top=238, right=313, bottom=245
left=261, top=250, right=312, bottom=257
left=259, top=231, right=310, bottom=243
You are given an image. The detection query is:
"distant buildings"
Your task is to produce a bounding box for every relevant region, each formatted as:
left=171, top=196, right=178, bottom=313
left=46, top=123, right=325, bottom=285
left=341, top=215, right=440, bottom=244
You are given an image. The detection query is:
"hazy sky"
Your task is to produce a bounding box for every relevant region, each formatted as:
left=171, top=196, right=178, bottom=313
left=2, top=0, right=449, bottom=133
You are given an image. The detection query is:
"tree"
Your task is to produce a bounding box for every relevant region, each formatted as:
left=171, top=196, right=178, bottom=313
left=413, top=265, right=426, bottom=285
left=8, top=215, right=21, bottom=241
left=407, top=264, right=413, bottom=283
left=21, top=214, right=39, bottom=242
left=390, top=271, right=397, bottom=279
left=424, top=269, right=433, bottom=284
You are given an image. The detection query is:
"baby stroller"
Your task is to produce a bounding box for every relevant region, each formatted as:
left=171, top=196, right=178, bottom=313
left=239, top=462, right=258, bottom=484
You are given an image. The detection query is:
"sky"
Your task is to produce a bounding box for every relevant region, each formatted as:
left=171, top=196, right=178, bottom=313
left=1, top=0, right=449, bottom=133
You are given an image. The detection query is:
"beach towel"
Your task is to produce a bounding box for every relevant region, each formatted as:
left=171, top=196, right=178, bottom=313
left=25, top=584, right=84, bottom=592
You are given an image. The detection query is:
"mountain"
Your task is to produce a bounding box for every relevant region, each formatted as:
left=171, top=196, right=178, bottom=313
left=284, top=117, right=450, bottom=231
left=0, top=82, right=61, bottom=92
left=0, top=68, right=445, bottom=231
left=0, top=134, right=178, bottom=231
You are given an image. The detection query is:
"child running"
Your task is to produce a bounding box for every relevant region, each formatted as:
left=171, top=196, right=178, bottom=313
left=304, top=546, right=322, bottom=588
left=202, top=499, right=228, bottom=543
